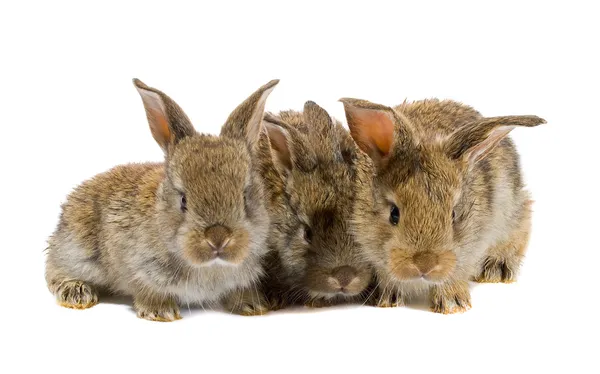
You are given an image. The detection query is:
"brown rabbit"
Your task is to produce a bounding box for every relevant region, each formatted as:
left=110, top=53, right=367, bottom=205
left=341, top=97, right=545, bottom=314
left=44, top=78, right=278, bottom=321
left=257, top=101, right=373, bottom=309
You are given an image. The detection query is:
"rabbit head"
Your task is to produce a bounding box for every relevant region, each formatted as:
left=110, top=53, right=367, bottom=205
left=133, top=79, right=278, bottom=269
left=264, top=101, right=372, bottom=304
left=341, top=98, right=545, bottom=286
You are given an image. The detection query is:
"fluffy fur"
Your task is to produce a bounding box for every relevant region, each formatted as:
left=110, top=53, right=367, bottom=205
left=258, top=101, right=374, bottom=309
left=341, top=97, right=545, bottom=314
left=45, top=79, right=279, bottom=321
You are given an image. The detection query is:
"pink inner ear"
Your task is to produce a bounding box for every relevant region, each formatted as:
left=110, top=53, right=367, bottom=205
left=147, top=107, right=172, bottom=146
left=348, top=108, right=394, bottom=158
left=265, top=123, right=292, bottom=170
left=468, top=125, right=515, bottom=164
left=136, top=88, right=172, bottom=149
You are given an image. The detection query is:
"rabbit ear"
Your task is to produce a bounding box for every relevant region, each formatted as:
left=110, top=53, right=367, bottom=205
left=263, top=113, right=318, bottom=174
left=303, top=101, right=341, bottom=155
left=303, top=101, right=334, bottom=136
left=340, top=98, right=397, bottom=167
left=446, top=115, right=546, bottom=165
left=264, top=117, right=292, bottom=171
left=133, top=78, right=195, bottom=153
left=221, top=79, right=279, bottom=152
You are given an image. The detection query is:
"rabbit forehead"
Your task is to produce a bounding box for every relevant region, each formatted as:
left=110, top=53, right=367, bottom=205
left=169, top=135, right=251, bottom=187
left=385, top=150, right=460, bottom=207
left=290, top=161, right=356, bottom=218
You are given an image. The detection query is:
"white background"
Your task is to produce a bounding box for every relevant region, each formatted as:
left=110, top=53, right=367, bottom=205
left=1, top=1, right=598, bottom=373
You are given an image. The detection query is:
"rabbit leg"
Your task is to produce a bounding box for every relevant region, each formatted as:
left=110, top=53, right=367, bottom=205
left=223, top=287, right=269, bottom=316
left=45, top=243, right=102, bottom=310
left=430, top=280, right=471, bottom=314
left=474, top=200, right=532, bottom=284
left=133, top=293, right=181, bottom=322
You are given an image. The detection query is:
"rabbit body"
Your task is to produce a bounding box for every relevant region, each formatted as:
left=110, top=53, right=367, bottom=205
left=342, top=98, right=544, bottom=313
left=46, top=162, right=266, bottom=306
left=45, top=79, right=278, bottom=321
left=258, top=103, right=373, bottom=309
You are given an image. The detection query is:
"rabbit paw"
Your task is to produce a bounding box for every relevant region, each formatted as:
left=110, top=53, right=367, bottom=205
left=56, top=280, right=99, bottom=310
left=224, top=289, right=269, bottom=316
left=372, top=288, right=405, bottom=308
left=430, top=281, right=471, bottom=314
left=134, top=297, right=181, bottom=322
left=267, top=295, right=288, bottom=311
left=474, top=256, right=518, bottom=284
left=305, top=298, right=335, bottom=308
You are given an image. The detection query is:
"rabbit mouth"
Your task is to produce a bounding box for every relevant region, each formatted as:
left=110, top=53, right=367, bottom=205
left=308, top=289, right=362, bottom=300
left=196, top=256, right=239, bottom=268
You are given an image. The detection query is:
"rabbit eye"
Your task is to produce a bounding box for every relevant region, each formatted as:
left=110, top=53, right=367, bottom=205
left=452, top=209, right=456, bottom=222
left=389, top=204, right=400, bottom=225
left=304, top=225, right=313, bottom=244
left=180, top=193, right=187, bottom=213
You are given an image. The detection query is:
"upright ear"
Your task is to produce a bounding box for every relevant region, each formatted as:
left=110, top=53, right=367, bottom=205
left=221, top=79, right=279, bottom=152
left=263, top=116, right=292, bottom=172
left=446, top=115, right=546, bottom=165
left=340, top=98, right=397, bottom=167
left=263, top=112, right=317, bottom=174
left=303, top=101, right=334, bottom=135
left=302, top=101, right=342, bottom=157
left=133, top=78, right=196, bottom=153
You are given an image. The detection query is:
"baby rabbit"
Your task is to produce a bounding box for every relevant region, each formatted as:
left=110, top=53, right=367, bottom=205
left=258, top=101, right=373, bottom=309
left=341, top=98, right=545, bottom=314
left=44, top=78, right=278, bottom=321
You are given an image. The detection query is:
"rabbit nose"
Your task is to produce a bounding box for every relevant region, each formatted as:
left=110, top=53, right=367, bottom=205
left=205, top=225, right=232, bottom=254
left=331, top=266, right=358, bottom=289
left=413, top=252, right=439, bottom=276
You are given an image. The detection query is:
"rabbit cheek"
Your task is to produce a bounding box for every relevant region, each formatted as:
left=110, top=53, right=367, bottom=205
left=304, top=266, right=334, bottom=294
left=389, top=249, right=457, bottom=282
left=305, top=265, right=369, bottom=297
left=218, top=230, right=250, bottom=265
left=182, top=229, right=251, bottom=266
left=426, top=251, right=457, bottom=282
left=389, top=249, right=421, bottom=280
left=182, top=230, right=216, bottom=265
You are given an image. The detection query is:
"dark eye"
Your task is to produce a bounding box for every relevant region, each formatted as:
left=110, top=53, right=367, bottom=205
left=389, top=204, right=400, bottom=225
left=304, top=225, right=313, bottom=244
left=180, top=193, right=187, bottom=212
left=452, top=209, right=456, bottom=222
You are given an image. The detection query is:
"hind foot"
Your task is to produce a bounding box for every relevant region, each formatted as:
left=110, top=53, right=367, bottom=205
left=55, top=280, right=99, bottom=310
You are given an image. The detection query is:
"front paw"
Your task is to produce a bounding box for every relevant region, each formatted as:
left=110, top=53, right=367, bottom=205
left=134, top=297, right=181, bottom=322
left=369, top=288, right=405, bottom=308
left=474, top=256, right=518, bottom=284
left=224, top=289, right=269, bottom=316
left=267, top=294, right=289, bottom=311
left=305, top=298, right=335, bottom=308
left=430, top=281, right=471, bottom=314
left=56, top=280, right=99, bottom=310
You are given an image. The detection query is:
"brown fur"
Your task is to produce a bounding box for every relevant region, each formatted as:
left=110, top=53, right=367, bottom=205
left=342, top=97, right=545, bottom=314
left=257, top=102, right=374, bottom=309
left=45, top=79, right=279, bottom=321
